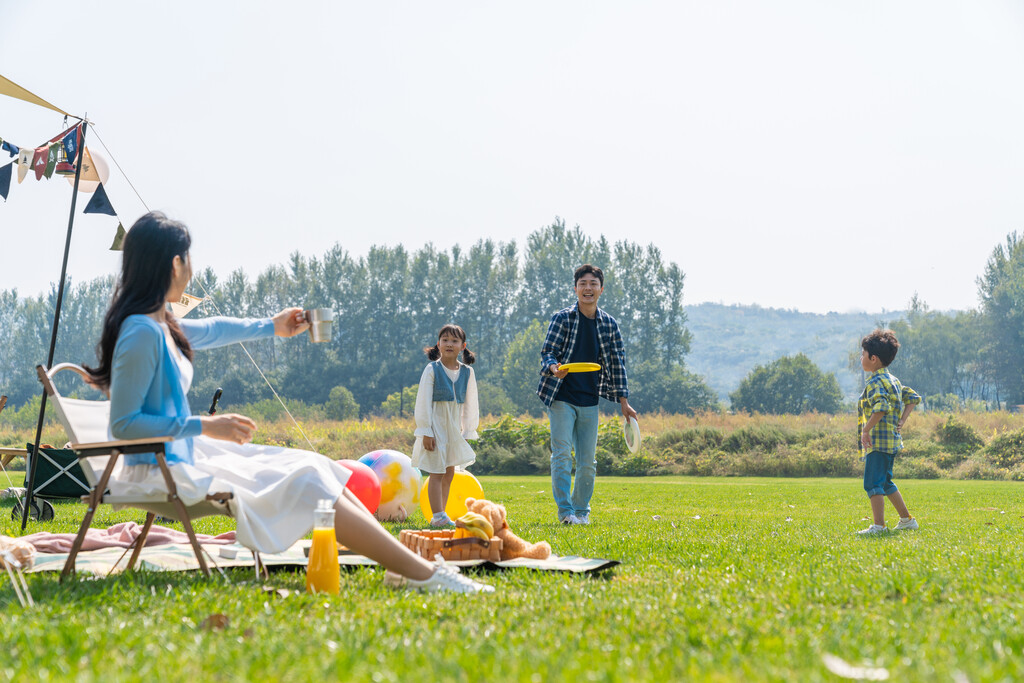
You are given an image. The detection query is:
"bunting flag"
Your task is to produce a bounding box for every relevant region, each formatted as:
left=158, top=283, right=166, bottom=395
left=1, top=138, right=17, bottom=158
left=16, top=147, right=31, bottom=183
left=44, top=142, right=59, bottom=178
left=32, top=147, right=47, bottom=180
left=169, top=292, right=204, bottom=318
left=83, top=182, right=116, bottom=215
left=0, top=162, right=11, bottom=201
left=109, top=222, right=126, bottom=251
left=62, top=125, right=79, bottom=165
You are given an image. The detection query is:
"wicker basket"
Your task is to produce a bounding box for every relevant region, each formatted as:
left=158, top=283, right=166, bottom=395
left=399, top=529, right=502, bottom=562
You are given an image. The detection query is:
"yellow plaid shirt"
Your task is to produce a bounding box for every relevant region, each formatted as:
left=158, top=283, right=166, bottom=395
left=857, top=369, right=921, bottom=456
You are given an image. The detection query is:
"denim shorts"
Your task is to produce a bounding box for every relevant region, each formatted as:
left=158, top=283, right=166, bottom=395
left=863, top=450, right=898, bottom=497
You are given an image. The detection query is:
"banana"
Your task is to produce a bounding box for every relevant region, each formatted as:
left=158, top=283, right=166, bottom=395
left=456, top=512, right=494, bottom=540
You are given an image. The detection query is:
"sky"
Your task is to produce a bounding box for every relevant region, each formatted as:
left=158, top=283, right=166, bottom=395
left=2, top=1, right=1024, bottom=314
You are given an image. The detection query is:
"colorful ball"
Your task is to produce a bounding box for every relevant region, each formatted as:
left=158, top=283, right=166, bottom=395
left=358, top=450, right=421, bottom=522
left=419, top=470, right=484, bottom=521
left=335, top=459, right=381, bottom=514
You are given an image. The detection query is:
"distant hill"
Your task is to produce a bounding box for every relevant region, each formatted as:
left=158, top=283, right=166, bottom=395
left=683, top=303, right=907, bottom=404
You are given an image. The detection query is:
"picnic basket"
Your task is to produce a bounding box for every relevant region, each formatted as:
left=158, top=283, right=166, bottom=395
left=399, top=529, right=502, bottom=562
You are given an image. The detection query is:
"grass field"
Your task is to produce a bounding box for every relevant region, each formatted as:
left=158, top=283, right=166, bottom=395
left=1, top=474, right=1022, bottom=681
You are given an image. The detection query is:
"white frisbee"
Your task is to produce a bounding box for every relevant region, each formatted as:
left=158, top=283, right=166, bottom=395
left=623, top=416, right=641, bottom=453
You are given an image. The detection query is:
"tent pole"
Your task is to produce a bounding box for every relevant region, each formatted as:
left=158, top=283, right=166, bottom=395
left=22, top=122, right=88, bottom=530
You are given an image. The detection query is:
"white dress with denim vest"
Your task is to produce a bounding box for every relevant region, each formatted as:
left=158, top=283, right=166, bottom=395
left=111, top=323, right=351, bottom=554
left=411, top=362, right=479, bottom=474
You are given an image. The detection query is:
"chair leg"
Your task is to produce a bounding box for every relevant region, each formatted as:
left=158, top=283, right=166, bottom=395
left=154, top=454, right=211, bottom=577
left=61, top=449, right=121, bottom=583
left=126, top=513, right=156, bottom=572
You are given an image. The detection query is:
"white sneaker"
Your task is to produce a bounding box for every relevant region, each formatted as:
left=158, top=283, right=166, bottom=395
left=894, top=517, right=919, bottom=531
left=575, top=514, right=590, bottom=525
left=560, top=514, right=579, bottom=525
left=856, top=524, right=888, bottom=535
left=385, top=555, right=495, bottom=594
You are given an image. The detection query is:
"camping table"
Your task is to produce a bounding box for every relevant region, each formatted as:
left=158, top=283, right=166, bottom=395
left=0, top=448, right=26, bottom=469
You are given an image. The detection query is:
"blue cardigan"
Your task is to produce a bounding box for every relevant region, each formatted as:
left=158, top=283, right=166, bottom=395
left=109, top=314, right=275, bottom=466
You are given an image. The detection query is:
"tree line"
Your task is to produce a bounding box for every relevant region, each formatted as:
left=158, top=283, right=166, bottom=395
left=0, top=219, right=716, bottom=419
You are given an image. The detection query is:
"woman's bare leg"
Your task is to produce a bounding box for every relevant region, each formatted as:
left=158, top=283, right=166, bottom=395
left=333, top=489, right=434, bottom=581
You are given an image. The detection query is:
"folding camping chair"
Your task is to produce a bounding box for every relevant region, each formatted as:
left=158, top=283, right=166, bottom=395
left=37, top=363, right=238, bottom=581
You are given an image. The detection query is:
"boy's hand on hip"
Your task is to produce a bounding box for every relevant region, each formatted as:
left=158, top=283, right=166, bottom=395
left=861, top=429, right=873, bottom=449
left=423, top=436, right=435, bottom=451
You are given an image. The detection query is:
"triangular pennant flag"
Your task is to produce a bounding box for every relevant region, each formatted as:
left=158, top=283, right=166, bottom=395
left=62, top=125, right=79, bottom=165
left=44, top=142, right=59, bottom=179
left=169, top=292, right=204, bottom=318
left=0, top=138, right=17, bottom=158
left=109, top=222, right=126, bottom=251
left=84, top=182, right=116, bottom=215
left=17, top=148, right=31, bottom=183
left=32, top=147, right=47, bottom=180
left=0, top=162, right=11, bottom=201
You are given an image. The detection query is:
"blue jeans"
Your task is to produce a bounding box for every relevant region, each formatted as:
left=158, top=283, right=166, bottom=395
left=548, top=400, right=599, bottom=519
left=863, top=450, right=898, bottom=497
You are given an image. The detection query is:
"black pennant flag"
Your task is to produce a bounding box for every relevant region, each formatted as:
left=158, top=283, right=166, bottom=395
left=83, top=182, right=116, bottom=216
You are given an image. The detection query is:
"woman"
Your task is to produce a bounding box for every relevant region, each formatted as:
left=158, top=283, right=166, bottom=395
left=85, top=211, right=492, bottom=594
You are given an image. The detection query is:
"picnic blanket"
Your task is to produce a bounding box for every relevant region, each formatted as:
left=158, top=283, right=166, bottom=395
left=26, top=539, right=619, bottom=575
left=21, top=521, right=237, bottom=553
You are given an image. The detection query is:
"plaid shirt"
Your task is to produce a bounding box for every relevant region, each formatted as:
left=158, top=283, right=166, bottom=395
left=536, top=302, right=629, bottom=407
left=857, top=369, right=921, bottom=455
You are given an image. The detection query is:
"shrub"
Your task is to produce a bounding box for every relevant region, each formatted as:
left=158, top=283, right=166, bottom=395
left=933, top=415, right=984, bottom=454
left=982, top=427, right=1024, bottom=469
left=894, top=458, right=942, bottom=479
left=952, top=457, right=1009, bottom=481
left=933, top=451, right=968, bottom=470
left=721, top=424, right=795, bottom=453
left=656, top=426, right=724, bottom=455
left=378, top=385, right=418, bottom=418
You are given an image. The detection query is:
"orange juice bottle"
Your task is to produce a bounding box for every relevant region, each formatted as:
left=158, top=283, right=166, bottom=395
left=306, top=499, right=340, bottom=595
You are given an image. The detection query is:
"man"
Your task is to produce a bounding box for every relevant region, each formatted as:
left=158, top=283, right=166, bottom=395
left=537, top=264, right=637, bottom=525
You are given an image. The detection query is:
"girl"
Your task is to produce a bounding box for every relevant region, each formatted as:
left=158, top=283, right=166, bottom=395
left=411, top=324, right=480, bottom=527
left=85, top=211, right=492, bottom=594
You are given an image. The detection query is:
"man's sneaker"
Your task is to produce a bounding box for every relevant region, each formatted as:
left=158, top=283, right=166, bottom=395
left=856, top=524, right=888, bottom=535
left=575, top=514, right=590, bottom=525
left=560, top=514, right=580, bottom=525
left=894, top=517, right=919, bottom=531
left=384, top=555, right=494, bottom=594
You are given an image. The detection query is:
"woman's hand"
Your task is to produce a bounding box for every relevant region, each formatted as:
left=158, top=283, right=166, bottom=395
left=273, top=307, right=310, bottom=338
left=423, top=436, right=436, bottom=451
left=202, top=413, right=257, bottom=444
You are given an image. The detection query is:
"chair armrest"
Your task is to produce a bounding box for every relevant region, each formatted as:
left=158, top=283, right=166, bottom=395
left=70, top=436, right=173, bottom=458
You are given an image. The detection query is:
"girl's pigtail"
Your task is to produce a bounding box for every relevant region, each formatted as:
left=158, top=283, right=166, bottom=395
left=461, top=347, right=476, bottom=365
left=424, top=344, right=441, bottom=361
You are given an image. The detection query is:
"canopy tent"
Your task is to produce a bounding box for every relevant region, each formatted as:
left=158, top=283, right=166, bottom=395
left=0, top=75, right=77, bottom=119
left=1, top=73, right=89, bottom=529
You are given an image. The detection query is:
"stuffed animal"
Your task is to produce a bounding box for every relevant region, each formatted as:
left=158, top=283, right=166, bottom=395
left=464, top=497, right=551, bottom=561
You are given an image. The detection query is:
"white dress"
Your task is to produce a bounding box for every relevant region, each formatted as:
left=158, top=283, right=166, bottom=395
left=410, top=362, right=479, bottom=474
left=108, top=324, right=351, bottom=554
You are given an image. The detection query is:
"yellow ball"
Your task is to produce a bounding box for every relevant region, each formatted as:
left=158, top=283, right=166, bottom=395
left=419, top=470, right=484, bottom=520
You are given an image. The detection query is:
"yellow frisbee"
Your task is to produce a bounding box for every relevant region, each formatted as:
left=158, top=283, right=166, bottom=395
left=559, top=362, right=602, bottom=373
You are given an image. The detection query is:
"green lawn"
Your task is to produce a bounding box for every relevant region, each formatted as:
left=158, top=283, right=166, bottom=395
left=1, top=476, right=1022, bottom=682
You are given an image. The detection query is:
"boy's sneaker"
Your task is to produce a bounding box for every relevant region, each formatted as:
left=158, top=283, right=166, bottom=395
left=559, top=514, right=580, bottom=525
left=856, top=524, right=888, bottom=535
left=384, top=555, right=494, bottom=594
left=575, top=514, right=590, bottom=525
left=894, top=517, right=919, bottom=531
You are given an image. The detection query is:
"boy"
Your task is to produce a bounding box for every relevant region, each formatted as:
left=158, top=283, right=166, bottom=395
left=857, top=329, right=922, bottom=535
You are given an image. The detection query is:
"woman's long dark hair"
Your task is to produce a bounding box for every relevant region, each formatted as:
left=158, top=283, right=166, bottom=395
left=85, top=211, right=193, bottom=390
left=423, top=324, right=476, bottom=365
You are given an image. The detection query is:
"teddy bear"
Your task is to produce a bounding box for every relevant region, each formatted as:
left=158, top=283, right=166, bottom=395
left=464, top=497, right=551, bottom=560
